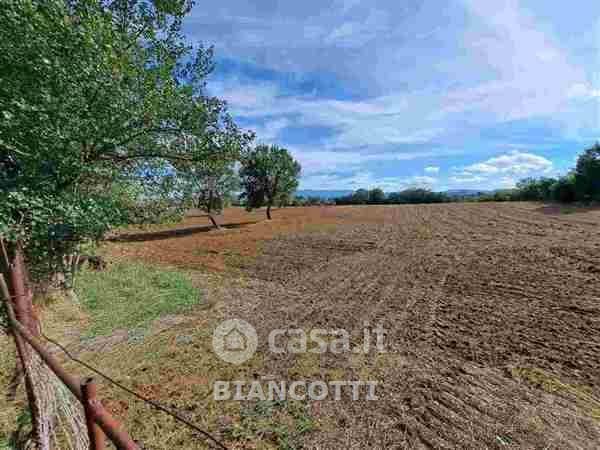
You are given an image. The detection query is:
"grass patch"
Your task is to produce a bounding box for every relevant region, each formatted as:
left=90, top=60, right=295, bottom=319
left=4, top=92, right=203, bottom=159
left=226, top=400, right=316, bottom=450
left=75, top=262, right=201, bottom=336
left=511, top=367, right=600, bottom=422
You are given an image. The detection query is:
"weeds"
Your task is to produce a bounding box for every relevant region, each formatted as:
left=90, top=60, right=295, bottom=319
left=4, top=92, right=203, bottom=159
left=75, top=262, right=201, bottom=336
left=226, top=400, right=316, bottom=449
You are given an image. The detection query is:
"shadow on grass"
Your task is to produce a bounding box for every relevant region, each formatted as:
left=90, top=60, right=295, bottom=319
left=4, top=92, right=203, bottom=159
left=108, top=220, right=260, bottom=242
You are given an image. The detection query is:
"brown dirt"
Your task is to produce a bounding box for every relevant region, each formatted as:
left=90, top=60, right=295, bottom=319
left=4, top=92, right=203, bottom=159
left=105, top=206, right=389, bottom=272
left=5, top=203, right=599, bottom=449
left=143, top=202, right=600, bottom=449
left=228, top=202, right=600, bottom=448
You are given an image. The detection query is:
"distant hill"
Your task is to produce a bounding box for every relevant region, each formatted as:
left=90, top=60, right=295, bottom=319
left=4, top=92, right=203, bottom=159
left=445, top=189, right=491, bottom=198
left=296, top=190, right=353, bottom=200
left=297, top=189, right=492, bottom=200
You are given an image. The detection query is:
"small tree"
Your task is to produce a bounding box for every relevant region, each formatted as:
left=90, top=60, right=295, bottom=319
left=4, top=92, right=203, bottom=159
left=368, top=188, right=386, bottom=204
left=176, top=120, right=253, bottom=229
left=239, top=145, right=301, bottom=219
left=179, top=157, right=240, bottom=228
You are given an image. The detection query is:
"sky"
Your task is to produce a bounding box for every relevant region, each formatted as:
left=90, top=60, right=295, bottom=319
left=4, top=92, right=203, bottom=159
left=184, top=0, right=600, bottom=191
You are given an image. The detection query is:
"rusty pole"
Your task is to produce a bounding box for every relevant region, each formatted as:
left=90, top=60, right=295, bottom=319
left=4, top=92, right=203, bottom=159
left=0, top=275, right=140, bottom=450
left=82, top=378, right=106, bottom=450
left=0, top=248, right=42, bottom=448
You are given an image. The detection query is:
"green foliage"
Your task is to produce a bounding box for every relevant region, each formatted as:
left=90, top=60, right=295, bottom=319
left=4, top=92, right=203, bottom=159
left=0, top=0, right=244, bottom=282
left=387, top=189, right=448, bottom=204
left=515, top=177, right=557, bottom=201
left=368, top=188, right=386, bottom=204
left=226, top=400, right=316, bottom=450
left=335, top=189, right=369, bottom=204
left=74, top=262, right=201, bottom=336
left=239, top=145, right=301, bottom=218
left=551, top=175, right=577, bottom=203
left=512, top=143, right=600, bottom=203
left=336, top=188, right=448, bottom=205
left=574, top=143, right=600, bottom=201
left=177, top=154, right=242, bottom=215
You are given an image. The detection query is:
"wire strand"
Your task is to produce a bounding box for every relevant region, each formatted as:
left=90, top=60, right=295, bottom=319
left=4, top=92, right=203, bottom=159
left=39, top=331, right=228, bottom=450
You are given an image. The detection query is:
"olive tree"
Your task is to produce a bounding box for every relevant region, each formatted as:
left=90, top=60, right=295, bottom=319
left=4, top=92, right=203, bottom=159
left=175, top=121, right=253, bottom=228
left=239, top=145, right=301, bottom=220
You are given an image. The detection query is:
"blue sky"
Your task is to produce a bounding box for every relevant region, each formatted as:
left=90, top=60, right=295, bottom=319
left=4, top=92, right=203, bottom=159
left=184, top=0, right=600, bottom=191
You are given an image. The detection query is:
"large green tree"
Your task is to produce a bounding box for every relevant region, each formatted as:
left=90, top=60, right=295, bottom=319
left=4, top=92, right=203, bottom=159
left=0, top=0, right=237, bottom=282
left=0, top=1, right=243, bottom=444
left=574, top=143, right=600, bottom=201
left=239, top=145, right=301, bottom=220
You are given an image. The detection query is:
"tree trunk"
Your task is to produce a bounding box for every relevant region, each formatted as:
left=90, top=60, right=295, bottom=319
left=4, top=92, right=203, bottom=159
left=3, top=244, right=42, bottom=448
left=208, top=214, right=220, bottom=229
left=266, top=204, right=272, bottom=220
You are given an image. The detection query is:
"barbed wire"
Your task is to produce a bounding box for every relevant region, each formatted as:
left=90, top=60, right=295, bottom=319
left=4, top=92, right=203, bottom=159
left=38, top=331, right=229, bottom=450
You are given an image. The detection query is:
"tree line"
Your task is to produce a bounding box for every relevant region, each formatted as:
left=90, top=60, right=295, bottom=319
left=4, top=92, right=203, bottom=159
left=510, top=144, right=600, bottom=203
left=334, top=188, right=449, bottom=205
left=333, top=144, right=600, bottom=206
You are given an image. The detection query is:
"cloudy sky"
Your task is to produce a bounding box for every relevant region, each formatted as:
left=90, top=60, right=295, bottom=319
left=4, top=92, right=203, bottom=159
left=184, top=0, right=600, bottom=191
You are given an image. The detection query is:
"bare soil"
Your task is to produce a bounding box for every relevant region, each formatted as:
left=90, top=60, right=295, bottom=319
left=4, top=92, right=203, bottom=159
left=4, top=203, right=598, bottom=449
left=104, top=203, right=600, bottom=448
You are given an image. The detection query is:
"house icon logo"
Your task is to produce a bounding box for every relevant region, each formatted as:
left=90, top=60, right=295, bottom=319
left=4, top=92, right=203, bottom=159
left=212, top=319, right=258, bottom=364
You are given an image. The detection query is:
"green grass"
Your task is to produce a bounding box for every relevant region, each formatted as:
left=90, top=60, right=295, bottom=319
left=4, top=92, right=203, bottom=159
left=75, top=262, right=201, bottom=336
left=226, top=400, right=316, bottom=449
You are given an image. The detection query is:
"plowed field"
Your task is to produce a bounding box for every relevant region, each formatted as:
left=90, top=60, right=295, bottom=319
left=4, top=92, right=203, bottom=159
left=106, top=203, right=600, bottom=449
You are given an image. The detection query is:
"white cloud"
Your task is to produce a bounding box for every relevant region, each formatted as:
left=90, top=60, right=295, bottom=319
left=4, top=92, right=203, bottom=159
left=450, top=150, right=554, bottom=188
left=291, top=149, right=448, bottom=176
left=191, top=1, right=599, bottom=190
left=424, top=166, right=440, bottom=174
left=460, top=151, right=553, bottom=176
left=209, top=77, right=447, bottom=152
left=300, top=171, right=437, bottom=191
left=450, top=174, right=486, bottom=184
left=567, top=83, right=600, bottom=100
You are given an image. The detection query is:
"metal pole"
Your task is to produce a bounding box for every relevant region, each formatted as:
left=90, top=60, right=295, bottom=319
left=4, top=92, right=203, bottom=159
left=82, top=378, right=106, bottom=450
left=0, top=275, right=140, bottom=450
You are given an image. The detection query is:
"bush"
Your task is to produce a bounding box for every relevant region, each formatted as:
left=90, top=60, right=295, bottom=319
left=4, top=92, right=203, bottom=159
left=551, top=176, right=577, bottom=203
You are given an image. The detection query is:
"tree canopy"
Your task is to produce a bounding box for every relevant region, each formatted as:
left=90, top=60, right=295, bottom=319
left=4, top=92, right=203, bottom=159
left=239, top=145, right=301, bottom=219
left=0, top=0, right=248, bottom=281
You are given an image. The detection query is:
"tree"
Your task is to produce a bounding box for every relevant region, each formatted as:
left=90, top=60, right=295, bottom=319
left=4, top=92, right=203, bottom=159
left=239, top=145, right=301, bottom=219
left=551, top=175, right=577, bottom=203
left=178, top=154, right=240, bottom=229
left=368, top=188, right=386, bottom=204
left=352, top=189, right=370, bottom=204
left=0, top=1, right=237, bottom=444
left=516, top=177, right=557, bottom=201
left=1, top=0, right=225, bottom=281
left=176, top=121, right=253, bottom=229
left=574, top=143, right=600, bottom=201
